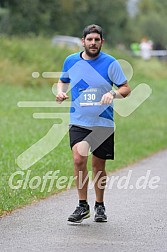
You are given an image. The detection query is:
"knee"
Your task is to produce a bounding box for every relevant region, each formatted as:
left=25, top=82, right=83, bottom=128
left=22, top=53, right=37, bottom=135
left=73, top=154, right=87, bottom=168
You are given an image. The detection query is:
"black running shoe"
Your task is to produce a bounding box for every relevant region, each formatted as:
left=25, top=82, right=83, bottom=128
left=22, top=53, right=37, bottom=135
left=67, top=204, right=90, bottom=223
left=94, top=205, right=107, bottom=222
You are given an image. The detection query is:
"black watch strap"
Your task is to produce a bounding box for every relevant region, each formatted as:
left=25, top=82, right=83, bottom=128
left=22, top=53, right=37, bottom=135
left=109, top=90, right=116, bottom=98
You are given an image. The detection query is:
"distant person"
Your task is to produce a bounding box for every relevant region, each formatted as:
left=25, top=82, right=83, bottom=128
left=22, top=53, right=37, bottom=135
left=56, top=24, right=131, bottom=223
left=140, top=37, right=152, bottom=60
left=130, top=42, right=140, bottom=56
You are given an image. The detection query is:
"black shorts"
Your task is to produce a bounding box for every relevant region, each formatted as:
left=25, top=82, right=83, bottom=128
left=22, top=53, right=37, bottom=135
left=69, top=125, right=114, bottom=160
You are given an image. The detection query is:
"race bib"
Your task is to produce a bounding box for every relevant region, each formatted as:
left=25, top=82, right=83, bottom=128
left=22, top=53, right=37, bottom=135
left=79, top=88, right=102, bottom=106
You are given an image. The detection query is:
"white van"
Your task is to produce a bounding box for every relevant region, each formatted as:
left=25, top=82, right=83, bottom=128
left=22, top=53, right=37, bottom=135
left=52, top=35, right=82, bottom=49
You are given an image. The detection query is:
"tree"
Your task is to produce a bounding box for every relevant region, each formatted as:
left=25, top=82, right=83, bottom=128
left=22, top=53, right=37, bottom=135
left=0, top=0, right=60, bottom=35
left=0, top=0, right=129, bottom=45
left=53, top=0, right=129, bottom=45
left=128, top=0, right=167, bottom=47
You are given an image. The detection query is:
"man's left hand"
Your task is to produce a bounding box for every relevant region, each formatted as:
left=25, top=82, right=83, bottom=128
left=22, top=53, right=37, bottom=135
left=100, top=92, right=114, bottom=104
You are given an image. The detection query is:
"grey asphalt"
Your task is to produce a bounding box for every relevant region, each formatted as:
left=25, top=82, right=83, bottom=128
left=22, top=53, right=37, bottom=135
left=0, top=149, right=167, bottom=252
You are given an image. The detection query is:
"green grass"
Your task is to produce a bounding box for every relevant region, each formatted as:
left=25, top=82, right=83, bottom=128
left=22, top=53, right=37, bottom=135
left=0, top=36, right=74, bottom=86
left=0, top=37, right=167, bottom=216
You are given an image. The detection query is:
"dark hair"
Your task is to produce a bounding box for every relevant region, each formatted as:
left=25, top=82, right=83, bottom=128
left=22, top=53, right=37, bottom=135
left=82, top=24, right=103, bottom=39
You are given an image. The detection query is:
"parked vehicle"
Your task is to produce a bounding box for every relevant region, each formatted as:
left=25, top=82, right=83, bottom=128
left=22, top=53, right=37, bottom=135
left=52, top=35, right=82, bottom=49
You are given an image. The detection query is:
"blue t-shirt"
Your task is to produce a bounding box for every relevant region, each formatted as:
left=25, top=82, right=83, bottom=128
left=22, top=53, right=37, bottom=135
left=60, top=51, right=127, bottom=127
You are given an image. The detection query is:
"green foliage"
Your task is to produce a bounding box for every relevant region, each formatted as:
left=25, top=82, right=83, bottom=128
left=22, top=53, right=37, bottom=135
left=0, top=36, right=74, bottom=86
left=3, top=0, right=57, bottom=35
left=132, top=0, right=167, bottom=47
left=1, top=0, right=167, bottom=47
left=0, top=0, right=129, bottom=45
left=69, top=0, right=129, bottom=44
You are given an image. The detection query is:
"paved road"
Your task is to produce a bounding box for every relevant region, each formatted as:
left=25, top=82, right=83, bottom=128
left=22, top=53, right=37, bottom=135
left=0, top=150, right=167, bottom=252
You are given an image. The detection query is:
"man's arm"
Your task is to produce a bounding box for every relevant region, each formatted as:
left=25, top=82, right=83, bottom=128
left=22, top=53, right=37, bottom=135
left=56, top=79, right=69, bottom=103
left=114, top=83, right=131, bottom=98
left=100, top=82, right=131, bottom=104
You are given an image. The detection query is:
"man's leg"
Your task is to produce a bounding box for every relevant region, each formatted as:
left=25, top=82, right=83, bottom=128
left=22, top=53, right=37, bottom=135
left=67, top=141, right=90, bottom=223
left=72, top=142, right=89, bottom=200
left=92, top=155, right=107, bottom=202
left=92, top=155, right=108, bottom=222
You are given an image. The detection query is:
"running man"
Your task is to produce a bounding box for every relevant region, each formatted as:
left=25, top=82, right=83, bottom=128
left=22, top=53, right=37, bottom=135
left=56, top=24, right=131, bottom=223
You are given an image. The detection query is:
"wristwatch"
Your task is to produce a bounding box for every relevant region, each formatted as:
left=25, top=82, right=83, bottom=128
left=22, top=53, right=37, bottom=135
left=109, top=90, right=116, bottom=98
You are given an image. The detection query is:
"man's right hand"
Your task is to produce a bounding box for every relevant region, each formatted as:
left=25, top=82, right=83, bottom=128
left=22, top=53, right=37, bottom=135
left=56, top=92, right=69, bottom=103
